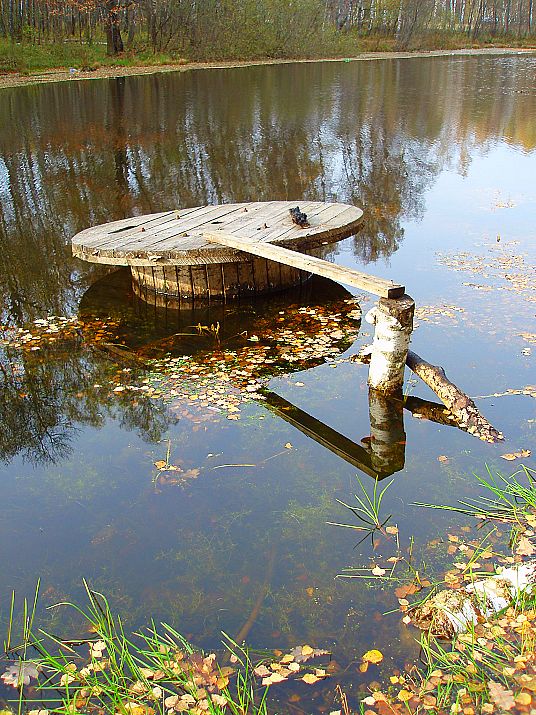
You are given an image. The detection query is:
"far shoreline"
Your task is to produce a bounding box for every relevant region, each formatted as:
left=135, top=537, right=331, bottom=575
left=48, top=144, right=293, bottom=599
left=1, top=46, right=535, bottom=91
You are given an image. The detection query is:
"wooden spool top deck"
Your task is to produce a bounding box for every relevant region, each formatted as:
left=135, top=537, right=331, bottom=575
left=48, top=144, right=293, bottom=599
left=72, top=201, right=364, bottom=267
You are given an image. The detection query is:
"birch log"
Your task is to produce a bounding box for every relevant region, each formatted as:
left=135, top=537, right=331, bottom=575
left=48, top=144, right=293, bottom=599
left=406, top=350, right=503, bottom=443
left=412, top=560, right=536, bottom=638
left=366, top=295, right=415, bottom=393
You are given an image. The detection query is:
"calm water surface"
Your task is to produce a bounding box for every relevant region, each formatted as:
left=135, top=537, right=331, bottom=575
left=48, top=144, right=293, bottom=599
left=0, top=54, right=535, bottom=709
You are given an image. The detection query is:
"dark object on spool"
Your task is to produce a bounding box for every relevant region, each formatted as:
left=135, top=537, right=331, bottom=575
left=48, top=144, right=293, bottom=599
left=289, top=206, right=310, bottom=228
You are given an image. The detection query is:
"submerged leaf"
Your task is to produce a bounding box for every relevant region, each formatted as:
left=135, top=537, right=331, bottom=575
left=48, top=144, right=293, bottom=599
left=1, top=662, right=39, bottom=688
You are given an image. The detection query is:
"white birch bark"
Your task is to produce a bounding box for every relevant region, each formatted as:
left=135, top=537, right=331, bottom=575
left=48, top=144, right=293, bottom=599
left=366, top=295, right=415, bottom=393
left=412, top=560, right=536, bottom=638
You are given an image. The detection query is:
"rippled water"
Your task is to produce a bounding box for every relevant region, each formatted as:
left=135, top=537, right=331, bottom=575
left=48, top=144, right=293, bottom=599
left=0, top=53, right=535, bottom=710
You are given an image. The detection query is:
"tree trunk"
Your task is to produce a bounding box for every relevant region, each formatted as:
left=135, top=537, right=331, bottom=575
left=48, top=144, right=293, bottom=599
left=106, top=1, right=124, bottom=55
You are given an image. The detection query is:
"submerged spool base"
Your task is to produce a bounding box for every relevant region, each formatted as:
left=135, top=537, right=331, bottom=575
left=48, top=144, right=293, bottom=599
left=131, top=256, right=311, bottom=305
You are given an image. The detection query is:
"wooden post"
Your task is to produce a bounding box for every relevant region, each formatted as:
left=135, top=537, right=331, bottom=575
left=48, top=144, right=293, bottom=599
left=365, top=295, right=415, bottom=393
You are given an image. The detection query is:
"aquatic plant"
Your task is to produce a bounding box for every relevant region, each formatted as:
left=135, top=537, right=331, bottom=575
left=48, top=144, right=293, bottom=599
left=329, top=475, right=394, bottom=545
left=416, top=465, right=536, bottom=528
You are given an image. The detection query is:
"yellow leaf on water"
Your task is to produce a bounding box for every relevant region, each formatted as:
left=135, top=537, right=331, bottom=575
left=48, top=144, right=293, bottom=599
left=515, top=692, right=532, bottom=706
left=371, top=566, right=386, bottom=576
left=301, top=645, right=314, bottom=656
left=385, top=526, right=399, bottom=535
left=301, top=673, right=319, bottom=684
left=154, top=460, right=167, bottom=469
left=397, top=689, right=413, bottom=702
left=362, top=649, right=383, bottom=664
left=261, top=673, right=287, bottom=686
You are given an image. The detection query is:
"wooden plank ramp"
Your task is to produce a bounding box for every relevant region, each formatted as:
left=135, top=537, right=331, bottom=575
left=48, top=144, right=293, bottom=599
left=204, top=231, right=405, bottom=299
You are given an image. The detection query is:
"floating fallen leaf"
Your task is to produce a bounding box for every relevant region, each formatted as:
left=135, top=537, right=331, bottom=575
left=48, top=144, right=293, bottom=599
left=284, top=443, right=293, bottom=449
left=394, top=584, right=417, bottom=599
left=288, top=645, right=329, bottom=663
left=1, top=662, right=39, bottom=688
left=371, top=566, right=386, bottom=576
left=385, top=526, right=399, bottom=535
left=516, top=536, right=535, bottom=556
left=501, top=449, right=531, bottom=461
left=362, top=650, right=383, bottom=665
left=488, top=680, right=515, bottom=710
left=397, top=689, right=413, bottom=702
left=437, top=455, right=449, bottom=463
left=261, top=672, right=287, bottom=686
left=301, top=673, right=319, bottom=684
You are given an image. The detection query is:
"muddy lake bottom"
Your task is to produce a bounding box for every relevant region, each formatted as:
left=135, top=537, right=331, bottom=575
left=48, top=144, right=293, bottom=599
left=0, top=52, right=535, bottom=711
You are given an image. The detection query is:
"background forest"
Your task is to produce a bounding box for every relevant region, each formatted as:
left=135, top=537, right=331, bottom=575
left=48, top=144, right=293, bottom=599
left=0, top=0, right=535, bottom=72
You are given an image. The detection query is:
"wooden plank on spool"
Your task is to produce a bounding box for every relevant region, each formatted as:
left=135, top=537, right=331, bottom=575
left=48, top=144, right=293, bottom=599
left=204, top=231, right=405, bottom=299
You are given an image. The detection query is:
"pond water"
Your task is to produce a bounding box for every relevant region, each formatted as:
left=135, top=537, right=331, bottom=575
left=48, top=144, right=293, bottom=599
left=0, top=53, right=535, bottom=711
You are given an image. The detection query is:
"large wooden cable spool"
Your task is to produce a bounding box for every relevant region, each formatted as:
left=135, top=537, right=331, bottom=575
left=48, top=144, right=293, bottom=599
left=72, top=201, right=364, bottom=304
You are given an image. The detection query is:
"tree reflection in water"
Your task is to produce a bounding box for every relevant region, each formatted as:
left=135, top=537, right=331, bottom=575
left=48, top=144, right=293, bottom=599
left=0, top=55, right=534, bottom=326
